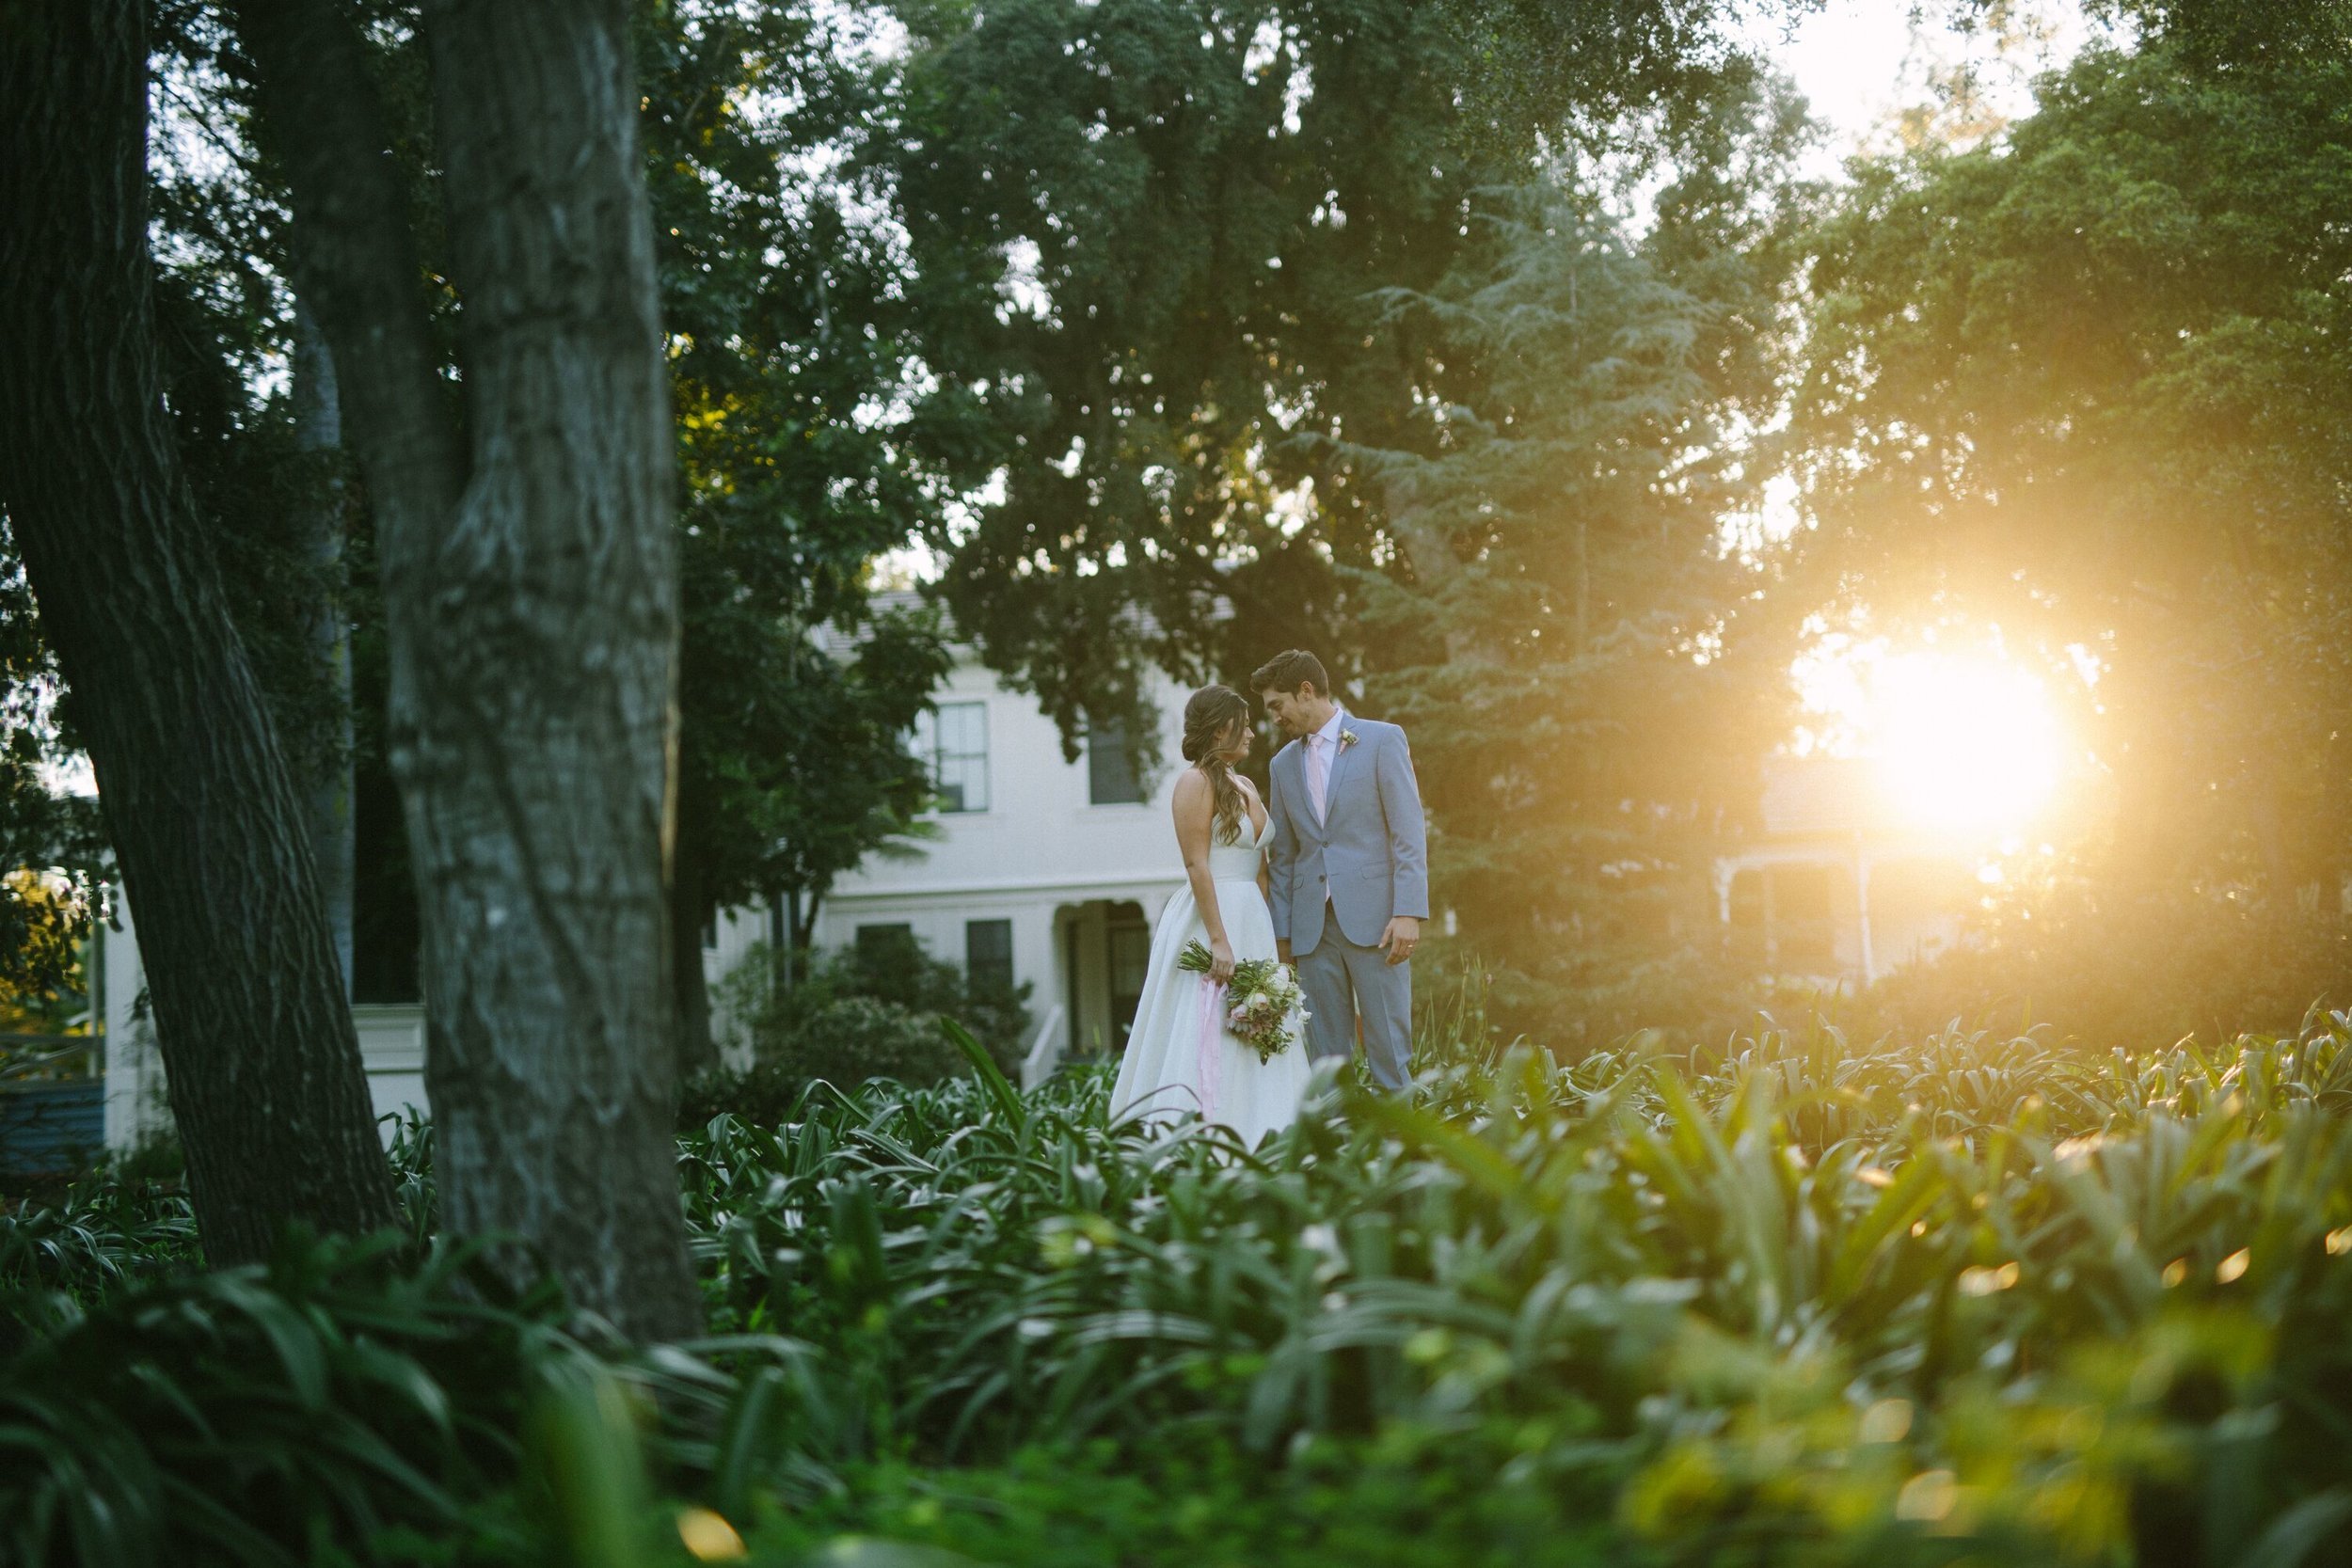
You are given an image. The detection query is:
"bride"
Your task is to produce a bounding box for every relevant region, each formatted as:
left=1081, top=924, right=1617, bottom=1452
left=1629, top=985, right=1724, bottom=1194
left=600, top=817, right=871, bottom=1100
left=1109, top=685, right=1311, bottom=1144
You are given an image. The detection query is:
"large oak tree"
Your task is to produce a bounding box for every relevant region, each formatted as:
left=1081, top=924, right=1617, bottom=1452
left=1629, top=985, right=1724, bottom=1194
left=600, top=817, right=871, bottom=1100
left=230, top=0, right=698, bottom=1337
left=0, top=0, right=397, bottom=1259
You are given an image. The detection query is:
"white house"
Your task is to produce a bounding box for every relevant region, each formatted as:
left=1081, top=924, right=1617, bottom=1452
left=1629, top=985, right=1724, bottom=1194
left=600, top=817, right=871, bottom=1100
left=93, top=614, right=1191, bottom=1146
left=97, top=896, right=433, bottom=1152
left=1712, top=755, right=1978, bottom=987
left=706, top=620, right=1191, bottom=1081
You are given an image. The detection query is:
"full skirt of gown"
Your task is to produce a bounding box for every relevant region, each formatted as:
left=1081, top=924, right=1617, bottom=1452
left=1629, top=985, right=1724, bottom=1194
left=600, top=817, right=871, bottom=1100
left=1108, top=846, right=1311, bottom=1146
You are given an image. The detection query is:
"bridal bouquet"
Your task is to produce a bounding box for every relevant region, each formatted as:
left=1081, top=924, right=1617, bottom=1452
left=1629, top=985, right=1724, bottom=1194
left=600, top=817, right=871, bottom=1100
left=1176, top=940, right=1307, bottom=1063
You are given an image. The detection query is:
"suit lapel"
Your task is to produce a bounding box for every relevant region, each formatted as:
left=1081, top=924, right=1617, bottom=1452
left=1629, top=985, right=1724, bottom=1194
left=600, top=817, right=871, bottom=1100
left=1322, top=719, right=1362, bottom=826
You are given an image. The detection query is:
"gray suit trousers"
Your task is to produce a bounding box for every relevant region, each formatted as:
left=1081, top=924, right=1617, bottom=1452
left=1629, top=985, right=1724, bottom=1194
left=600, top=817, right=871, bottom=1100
left=1295, top=912, right=1413, bottom=1091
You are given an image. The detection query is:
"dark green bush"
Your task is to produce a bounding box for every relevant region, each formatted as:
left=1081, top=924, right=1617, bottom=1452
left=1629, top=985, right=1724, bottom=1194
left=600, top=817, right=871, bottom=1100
left=687, top=935, right=1034, bottom=1124
left=773, top=996, right=969, bottom=1090
left=736, top=1430, right=1645, bottom=1567
left=680, top=998, right=971, bottom=1130
left=1862, top=882, right=2352, bottom=1050
left=0, top=1230, right=567, bottom=1566
left=672, top=1018, right=2352, bottom=1565
left=0, top=1167, right=196, bottom=1320
left=719, top=938, right=1030, bottom=1078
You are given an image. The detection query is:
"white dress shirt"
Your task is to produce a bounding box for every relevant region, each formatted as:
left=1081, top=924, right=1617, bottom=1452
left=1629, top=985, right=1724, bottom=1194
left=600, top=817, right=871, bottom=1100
left=1306, top=706, right=1345, bottom=826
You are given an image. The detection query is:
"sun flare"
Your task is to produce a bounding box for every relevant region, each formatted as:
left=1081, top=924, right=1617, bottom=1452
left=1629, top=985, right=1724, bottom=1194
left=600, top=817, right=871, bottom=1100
left=1867, top=653, right=2066, bottom=838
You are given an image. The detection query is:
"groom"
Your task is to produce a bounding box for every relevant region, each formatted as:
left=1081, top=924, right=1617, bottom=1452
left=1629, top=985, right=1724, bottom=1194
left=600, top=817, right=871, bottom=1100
left=1253, top=650, right=1427, bottom=1091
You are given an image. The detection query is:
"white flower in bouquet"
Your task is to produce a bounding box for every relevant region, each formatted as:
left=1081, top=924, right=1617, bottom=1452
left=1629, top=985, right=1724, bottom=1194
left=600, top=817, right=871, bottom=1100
left=1175, top=940, right=1302, bottom=1063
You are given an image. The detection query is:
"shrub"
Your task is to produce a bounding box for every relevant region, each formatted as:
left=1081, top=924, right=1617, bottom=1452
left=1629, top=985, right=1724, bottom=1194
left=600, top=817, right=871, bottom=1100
left=681, top=999, right=976, bottom=1127
left=0, top=1231, right=567, bottom=1566
left=1859, top=877, right=2352, bottom=1050
left=737, top=1431, right=1643, bottom=1567
left=716, top=938, right=1030, bottom=1079
left=0, top=1167, right=196, bottom=1319
left=774, top=996, right=969, bottom=1090
left=689, top=935, right=1033, bottom=1124
left=670, top=1016, right=2352, bottom=1565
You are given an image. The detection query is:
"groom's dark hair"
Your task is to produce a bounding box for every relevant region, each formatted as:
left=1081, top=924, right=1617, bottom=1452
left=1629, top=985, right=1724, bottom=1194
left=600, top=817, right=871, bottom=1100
left=1250, top=649, right=1329, bottom=699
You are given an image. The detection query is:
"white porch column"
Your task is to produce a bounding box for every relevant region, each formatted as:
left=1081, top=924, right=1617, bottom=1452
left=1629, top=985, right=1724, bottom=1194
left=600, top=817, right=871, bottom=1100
left=1852, top=834, right=1876, bottom=985
left=98, top=892, right=170, bottom=1152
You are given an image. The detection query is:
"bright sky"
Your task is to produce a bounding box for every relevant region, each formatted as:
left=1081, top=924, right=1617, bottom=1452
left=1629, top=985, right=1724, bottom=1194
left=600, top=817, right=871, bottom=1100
left=1746, top=0, right=2107, bottom=172
left=1741, top=2, right=2120, bottom=847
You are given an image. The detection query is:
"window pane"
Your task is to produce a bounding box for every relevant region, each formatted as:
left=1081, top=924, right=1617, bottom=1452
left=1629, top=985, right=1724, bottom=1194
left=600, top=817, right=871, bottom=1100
left=966, top=918, right=1014, bottom=992
left=915, top=702, right=989, bottom=812
left=1088, top=719, right=1143, bottom=805
left=940, top=755, right=984, bottom=813
left=854, top=923, right=918, bottom=985
left=938, top=703, right=983, bottom=756
left=856, top=922, right=914, bottom=957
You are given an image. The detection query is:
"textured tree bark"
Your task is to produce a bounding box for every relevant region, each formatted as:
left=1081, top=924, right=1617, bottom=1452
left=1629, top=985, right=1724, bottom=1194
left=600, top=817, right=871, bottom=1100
left=233, top=0, right=700, bottom=1338
left=0, top=0, right=397, bottom=1261
left=293, top=299, right=356, bottom=994
left=416, top=0, right=695, bottom=1337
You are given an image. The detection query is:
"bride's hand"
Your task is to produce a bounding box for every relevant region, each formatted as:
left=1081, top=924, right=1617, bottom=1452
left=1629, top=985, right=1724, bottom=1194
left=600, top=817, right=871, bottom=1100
left=1209, top=937, right=1237, bottom=985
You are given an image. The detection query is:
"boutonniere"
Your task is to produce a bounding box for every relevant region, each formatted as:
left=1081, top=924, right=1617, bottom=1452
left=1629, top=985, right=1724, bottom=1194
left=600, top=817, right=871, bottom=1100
left=1339, top=729, right=1360, bottom=750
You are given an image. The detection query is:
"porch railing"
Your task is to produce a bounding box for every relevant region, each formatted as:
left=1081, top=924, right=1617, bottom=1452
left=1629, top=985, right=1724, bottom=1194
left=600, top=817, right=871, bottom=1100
left=0, top=1033, right=104, bottom=1175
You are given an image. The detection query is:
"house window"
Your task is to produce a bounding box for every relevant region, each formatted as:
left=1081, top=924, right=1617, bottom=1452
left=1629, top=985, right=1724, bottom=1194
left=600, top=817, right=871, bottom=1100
left=855, top=923, right=917, bottom=980
left=913, top=702, right=989, bottom=812
left=966, top=918, right=1014, bottom=993
left=1088, top=718, right=1144, bottom=805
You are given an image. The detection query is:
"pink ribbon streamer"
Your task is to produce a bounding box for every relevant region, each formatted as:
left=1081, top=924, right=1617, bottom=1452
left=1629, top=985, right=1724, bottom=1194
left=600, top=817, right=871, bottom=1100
left=1194, top=976, right=1228, bottom=1125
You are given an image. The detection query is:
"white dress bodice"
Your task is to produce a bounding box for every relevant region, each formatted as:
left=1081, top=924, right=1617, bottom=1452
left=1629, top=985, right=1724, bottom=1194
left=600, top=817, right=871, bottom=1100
left=1206, top=813, right=1271, bottom=881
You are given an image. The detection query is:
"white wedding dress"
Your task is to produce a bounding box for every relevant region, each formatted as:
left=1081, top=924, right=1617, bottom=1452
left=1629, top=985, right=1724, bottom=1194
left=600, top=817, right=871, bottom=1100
left=1108, top=812, right=1311, bottom=1145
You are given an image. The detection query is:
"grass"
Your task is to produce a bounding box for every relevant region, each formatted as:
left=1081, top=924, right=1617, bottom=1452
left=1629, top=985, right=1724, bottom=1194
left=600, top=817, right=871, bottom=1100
left=6, top=1008, right=2352, bottom=1563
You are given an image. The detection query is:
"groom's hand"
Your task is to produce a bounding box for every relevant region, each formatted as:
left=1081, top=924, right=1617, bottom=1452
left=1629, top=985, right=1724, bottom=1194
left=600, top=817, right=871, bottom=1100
left=1277, top=939, right=1295, bottom=967
left=1381, top=916, right=1420, bottom=965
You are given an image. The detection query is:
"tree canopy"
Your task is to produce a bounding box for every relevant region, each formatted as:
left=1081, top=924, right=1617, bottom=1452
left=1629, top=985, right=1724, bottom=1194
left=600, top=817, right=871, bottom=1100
left=878, top=0, right=1780, bottom=744
left=1785, top=23, right=2352, bottom=1037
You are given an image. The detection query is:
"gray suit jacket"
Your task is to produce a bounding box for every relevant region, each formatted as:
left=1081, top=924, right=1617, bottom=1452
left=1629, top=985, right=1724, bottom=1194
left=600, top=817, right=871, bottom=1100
left=1265, top=715, right=1429, bottom=954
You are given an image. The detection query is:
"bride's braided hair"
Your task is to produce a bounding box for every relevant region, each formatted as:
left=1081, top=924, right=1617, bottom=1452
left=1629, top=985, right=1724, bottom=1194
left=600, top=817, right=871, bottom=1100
left=1180, top=685, right=1252, bottom=846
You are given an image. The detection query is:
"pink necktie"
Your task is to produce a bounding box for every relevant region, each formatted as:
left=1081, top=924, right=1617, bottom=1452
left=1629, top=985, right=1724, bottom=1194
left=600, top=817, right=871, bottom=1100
left=1308, top=734, right=1330, bottom=823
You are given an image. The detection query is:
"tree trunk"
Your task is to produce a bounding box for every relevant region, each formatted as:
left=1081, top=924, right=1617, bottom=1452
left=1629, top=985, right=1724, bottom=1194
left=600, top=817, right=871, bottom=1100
left=793, top=885, right=824, bottom=956
left=0, top=0, right=396, bottom=1262
left=293, top=298, right=356, bottom=995
left=232, top=0, right=699, bottom=1338
left=417, top=0, right=694, bottom=1337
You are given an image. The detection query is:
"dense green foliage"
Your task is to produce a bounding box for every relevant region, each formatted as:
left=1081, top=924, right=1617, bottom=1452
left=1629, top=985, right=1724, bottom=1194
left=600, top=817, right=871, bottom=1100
left=640, top=5, right=981, bottom=1028
left=1350, top=72, right=1806, bottom=1047
left=1787, top=32, right=2352, bottom=1039
left=883, top=0, right=1777, bottom=743
left=10, top=4, right=2352, bottom=1555
left=700, top=932, right=1035, bottom=1104
left=10, top=1010, right=2352, bottom=1563
left=0, top=547, right=105, bottom=1009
